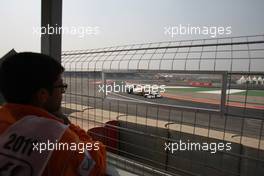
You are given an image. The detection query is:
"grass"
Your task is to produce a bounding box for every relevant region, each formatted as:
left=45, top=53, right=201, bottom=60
left=165, top=87, right=219, bottom=94
left=232, top=90, right=264, bottom=97
left=165, top=87, right=264, bottom=97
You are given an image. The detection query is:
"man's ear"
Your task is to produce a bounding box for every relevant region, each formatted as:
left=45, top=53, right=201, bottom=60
left=35, top=88, right=50, bottom=105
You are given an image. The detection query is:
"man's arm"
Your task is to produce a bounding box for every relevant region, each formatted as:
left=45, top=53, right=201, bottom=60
left=69, top=123, right=107, bottom=175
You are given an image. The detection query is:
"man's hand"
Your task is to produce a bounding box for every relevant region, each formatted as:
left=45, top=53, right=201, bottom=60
left=51, top=108, right=71, bottom=124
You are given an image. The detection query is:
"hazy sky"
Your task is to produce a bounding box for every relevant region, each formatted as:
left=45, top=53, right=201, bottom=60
left=1, top=0, right=264, bottom=57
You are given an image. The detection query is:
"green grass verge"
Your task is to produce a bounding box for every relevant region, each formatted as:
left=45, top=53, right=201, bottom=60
left=165, top=87, right=264, bottom=97
left=165, top=87, right=219, bottom=94
left=232, top=90, right=264, bottom=97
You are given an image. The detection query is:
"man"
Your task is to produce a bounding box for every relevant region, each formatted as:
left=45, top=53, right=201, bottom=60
left=0, top=52, right=106, bottom=175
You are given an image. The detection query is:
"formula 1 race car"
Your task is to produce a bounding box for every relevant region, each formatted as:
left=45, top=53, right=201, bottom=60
left=144, top=91, right=162, bottom=99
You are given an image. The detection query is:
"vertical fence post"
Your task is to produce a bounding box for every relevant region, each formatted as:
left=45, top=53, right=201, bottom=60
left=41, top=0, right=63, bottom=63
left=221, top=72, right=228, bottom=114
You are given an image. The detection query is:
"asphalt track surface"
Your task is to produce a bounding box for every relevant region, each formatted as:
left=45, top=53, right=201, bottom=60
left=63, top=77, right=264, bottom=138
left=63, top=89, right=263, bottom=120
left=64, top=94, right=264, bottom=138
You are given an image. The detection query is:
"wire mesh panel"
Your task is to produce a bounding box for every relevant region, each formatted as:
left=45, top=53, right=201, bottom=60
left=61, top=35, right=264, bottom=176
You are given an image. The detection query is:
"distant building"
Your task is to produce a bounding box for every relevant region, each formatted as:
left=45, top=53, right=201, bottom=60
left=258, top=76, right=264, bottom=85
left=252, top=76, right=258, bottom=84
left=236, top=75, right=263, bottom=85
left=236, top=76, right=246, bottom=84
left=246, top=76, right=252, bottom=84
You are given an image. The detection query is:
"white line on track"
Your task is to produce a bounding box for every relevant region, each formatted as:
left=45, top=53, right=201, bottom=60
left=198, top=89, right=246, bottom=94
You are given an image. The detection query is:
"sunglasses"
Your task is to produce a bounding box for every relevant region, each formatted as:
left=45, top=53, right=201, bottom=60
left=53, top=83, right=68, bottom=93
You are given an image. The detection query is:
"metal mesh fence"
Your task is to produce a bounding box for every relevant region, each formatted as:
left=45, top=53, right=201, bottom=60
left=61, top=35, right=264, bottom=176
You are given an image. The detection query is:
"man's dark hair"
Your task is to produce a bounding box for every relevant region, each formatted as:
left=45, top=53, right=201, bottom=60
left=0, top=52, right=64, bottom=104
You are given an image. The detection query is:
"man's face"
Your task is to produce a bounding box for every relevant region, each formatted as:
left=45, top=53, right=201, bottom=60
left=43, top=75, right=65, bottom=113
